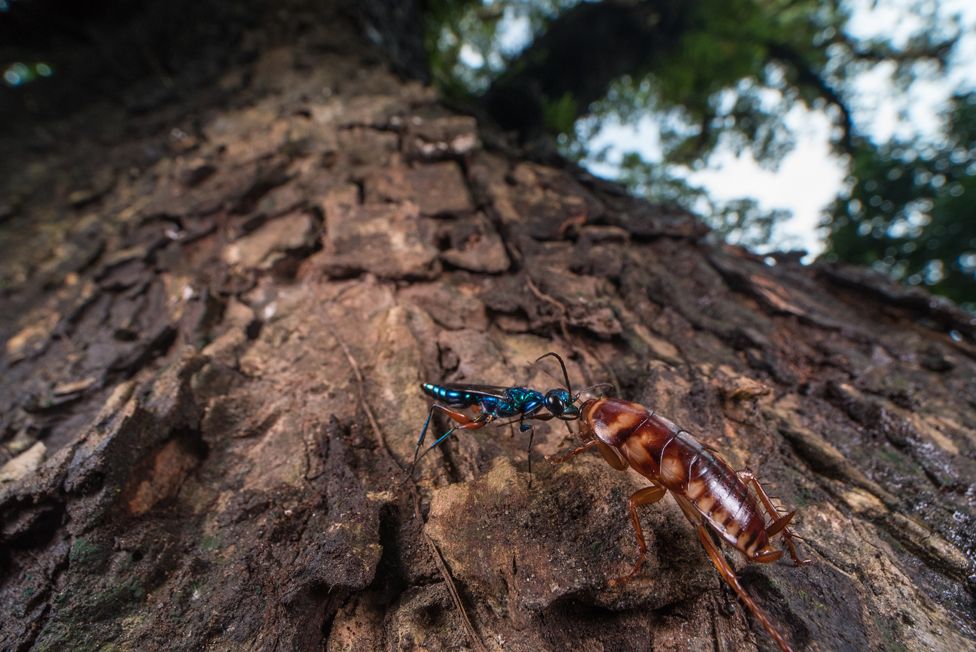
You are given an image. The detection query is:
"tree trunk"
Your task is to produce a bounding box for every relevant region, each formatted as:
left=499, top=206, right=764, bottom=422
left=2, top=6, right=975, bottom=652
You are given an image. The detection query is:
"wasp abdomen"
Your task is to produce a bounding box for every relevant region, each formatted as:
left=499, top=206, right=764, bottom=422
left=420, top=383, right=476, bottom=406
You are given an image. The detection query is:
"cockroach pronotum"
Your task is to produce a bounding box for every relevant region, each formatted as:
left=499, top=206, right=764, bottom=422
left=541, top=354, right=811, bottom=652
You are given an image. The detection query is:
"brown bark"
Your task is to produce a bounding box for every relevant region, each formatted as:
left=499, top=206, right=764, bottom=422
left=2, top=11, right=975, bottom=652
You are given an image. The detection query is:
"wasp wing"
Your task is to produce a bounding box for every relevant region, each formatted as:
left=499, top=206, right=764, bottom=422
left=439, top=383, right=511, bottom=400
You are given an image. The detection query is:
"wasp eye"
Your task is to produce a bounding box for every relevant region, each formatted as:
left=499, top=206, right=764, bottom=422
left=545, top=392, right=565, bottom=415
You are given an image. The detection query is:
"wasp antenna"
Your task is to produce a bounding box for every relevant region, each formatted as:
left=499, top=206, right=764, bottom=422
left=535, top=352, right=573, bottom=397
left=535, top=364, right=563, bottom=388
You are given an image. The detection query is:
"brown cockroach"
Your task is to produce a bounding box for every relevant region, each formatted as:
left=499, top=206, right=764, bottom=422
left=548, top=395, right=811, bottom=652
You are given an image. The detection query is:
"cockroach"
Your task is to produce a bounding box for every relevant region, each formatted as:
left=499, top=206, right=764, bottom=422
left=542, top=357, right=810, bottom=652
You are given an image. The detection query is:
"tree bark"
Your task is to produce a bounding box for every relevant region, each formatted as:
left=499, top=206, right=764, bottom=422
left=1, top=6, right=975, bottom=652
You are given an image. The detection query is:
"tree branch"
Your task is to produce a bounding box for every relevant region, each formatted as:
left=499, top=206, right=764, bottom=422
left=481, top=0, right=691, bottom=138
left=765, top=41, right=855, bottom=153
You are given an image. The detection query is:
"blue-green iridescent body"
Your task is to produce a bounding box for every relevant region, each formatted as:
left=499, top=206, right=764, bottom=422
left=421, top=383, right=548, bottom=423
left=411, top=380, right=578, bottom=470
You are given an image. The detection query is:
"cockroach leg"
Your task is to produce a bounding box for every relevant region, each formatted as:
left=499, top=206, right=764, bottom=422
left=546, top=438, right=600, bottom=464
left=534, top=394, right=809, bottom=651
left=595, top=440, right=628, bottom=470
left=692, top=520, right=794, bottom=652
left=738, top=471, right=812, bottom=566
left=609, top=482, right=667, bottom=586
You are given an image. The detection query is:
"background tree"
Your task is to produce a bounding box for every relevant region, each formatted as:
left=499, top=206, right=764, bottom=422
left=824, top=92, right=976, bottom=308
left=423, top=0, right=974, bottom=306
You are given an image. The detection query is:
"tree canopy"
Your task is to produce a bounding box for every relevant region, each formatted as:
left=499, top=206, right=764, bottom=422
left=422, top=0, right=975, bottom=309
left=825, top=92, right=976, bottom=307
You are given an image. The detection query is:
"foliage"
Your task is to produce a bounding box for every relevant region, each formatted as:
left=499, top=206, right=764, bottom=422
left=423, top=0, right=576, bottom=96
left=426, top=0, right=957, bottom=162
left=613, top=150, right=792, bottom=249
left=422, top=0, right=973, bottom=306
left=824, top=93, right=976, bottom=309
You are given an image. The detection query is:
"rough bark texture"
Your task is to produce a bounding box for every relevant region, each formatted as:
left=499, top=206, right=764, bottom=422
left=2, top=10, right=976, bottom=652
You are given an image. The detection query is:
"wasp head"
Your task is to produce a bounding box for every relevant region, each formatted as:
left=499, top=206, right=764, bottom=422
left=544, top=389, right=579, bottom=419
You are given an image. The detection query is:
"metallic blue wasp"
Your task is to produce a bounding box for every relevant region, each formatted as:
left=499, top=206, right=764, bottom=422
left=411, top=353, right=579, bottom=473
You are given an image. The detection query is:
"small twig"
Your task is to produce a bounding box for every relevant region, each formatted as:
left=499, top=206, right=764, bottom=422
left=526, top=274, right=620, bottom=391
left=558, top=212, right=587, bottom=237
left=525, top=274, right=567, bottom=317
left=525, top=274, right=573, bottom=343
left=413, top=491, right=487, bottom=652
left=333, top=333, right=485, bottom=652
left=299, top=393, right=314, bottom=481
left=334, top=334, right=402, bottom=471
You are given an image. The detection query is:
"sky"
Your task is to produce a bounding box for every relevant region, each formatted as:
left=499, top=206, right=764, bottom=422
left=582, top=0, right=976, bottom=257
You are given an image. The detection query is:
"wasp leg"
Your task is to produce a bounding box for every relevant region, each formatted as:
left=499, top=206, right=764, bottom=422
left=424, top=415, right=490, bottom=451
left=519, top=413, right=550, bottom=482
left=608, top=483, right=667, bottom=586
left=690, top=516, right=794, bottom=652
left=737, top=471, right=812, bottom=566
left=411, top=405, right=489, bottom=474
